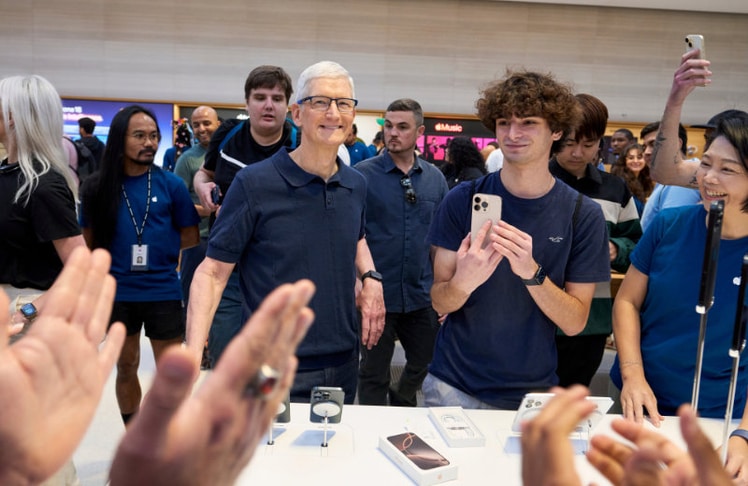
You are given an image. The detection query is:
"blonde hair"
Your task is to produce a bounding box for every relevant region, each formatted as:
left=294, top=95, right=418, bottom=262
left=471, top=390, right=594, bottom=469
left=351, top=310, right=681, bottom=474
left=0, top=75, right=77, bottom=205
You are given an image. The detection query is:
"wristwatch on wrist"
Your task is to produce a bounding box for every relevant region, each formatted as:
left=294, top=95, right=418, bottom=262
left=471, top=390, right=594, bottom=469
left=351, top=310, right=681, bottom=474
left=361, top=270, right=383, bottom=283
left=521, top=264, right=546, bottom=286
left=20, top=303, right=38, bottom=323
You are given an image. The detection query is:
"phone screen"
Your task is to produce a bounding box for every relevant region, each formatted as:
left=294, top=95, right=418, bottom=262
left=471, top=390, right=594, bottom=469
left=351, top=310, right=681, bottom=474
left=387, top=433, right=450, bottom=470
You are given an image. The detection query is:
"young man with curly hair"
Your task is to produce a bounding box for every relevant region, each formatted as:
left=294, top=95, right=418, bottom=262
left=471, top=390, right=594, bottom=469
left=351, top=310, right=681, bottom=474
left=423, top=70, right=610, bottom=409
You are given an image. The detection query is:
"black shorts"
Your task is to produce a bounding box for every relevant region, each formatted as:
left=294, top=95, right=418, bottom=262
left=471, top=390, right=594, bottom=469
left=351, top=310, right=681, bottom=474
left=110, top=300, right=185, bottom=340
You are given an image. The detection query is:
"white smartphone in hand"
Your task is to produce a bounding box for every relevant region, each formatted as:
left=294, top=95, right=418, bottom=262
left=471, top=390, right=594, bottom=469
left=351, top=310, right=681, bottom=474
left=685, top=34, right=706, bottom=59
left=470, top=193, right=502, bottom=248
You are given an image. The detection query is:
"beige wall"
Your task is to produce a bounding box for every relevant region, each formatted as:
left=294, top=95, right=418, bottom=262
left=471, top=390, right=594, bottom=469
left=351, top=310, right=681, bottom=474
left=1, top=0, right=747, bottom=126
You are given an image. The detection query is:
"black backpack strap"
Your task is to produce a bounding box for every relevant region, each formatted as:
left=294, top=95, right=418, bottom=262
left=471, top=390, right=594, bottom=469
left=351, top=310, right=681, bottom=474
left=572, top=192, right=583, bottom=229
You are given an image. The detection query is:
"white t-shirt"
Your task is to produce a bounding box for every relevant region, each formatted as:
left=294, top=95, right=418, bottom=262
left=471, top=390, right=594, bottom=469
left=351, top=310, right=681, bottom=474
left=485, top=148, right=504, bottom=173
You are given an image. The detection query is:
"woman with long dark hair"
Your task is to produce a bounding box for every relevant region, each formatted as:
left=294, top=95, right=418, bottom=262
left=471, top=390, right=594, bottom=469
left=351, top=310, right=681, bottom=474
left=441, top=136, right=487, bottom=189
left=611, top=142, right=654, bottom=216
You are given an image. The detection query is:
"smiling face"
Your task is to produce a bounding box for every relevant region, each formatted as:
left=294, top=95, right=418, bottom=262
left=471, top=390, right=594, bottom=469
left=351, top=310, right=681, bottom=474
left=292, top=77, right=354, bottom=149
left=495, top=115, right=562, bottom=167
left=697, top=135, right=748, bottom=218
left=624, top=147, right=646, bottom=175
left=190, top=106, right=220, bottom=148
left=555, top=132, right=600, bottom=178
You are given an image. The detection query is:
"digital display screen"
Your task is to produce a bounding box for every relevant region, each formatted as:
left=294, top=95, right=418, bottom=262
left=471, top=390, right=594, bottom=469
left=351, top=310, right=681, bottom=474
left=62, top=99, right=175, bottom=167
left=417, top=117, right=496, bottom=164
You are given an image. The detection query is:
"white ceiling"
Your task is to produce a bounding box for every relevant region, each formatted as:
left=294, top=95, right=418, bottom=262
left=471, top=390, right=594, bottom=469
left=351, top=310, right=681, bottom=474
left=493, top=0, right=748, bottom=15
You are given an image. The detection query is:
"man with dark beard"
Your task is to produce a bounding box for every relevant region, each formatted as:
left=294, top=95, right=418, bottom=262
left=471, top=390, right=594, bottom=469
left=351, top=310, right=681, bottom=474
left=80, top=105, right=200, bottom=424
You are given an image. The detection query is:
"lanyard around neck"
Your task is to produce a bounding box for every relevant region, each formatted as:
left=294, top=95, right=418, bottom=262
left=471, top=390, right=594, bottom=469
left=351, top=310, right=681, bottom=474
left=121, top=168, right=151, bottom=245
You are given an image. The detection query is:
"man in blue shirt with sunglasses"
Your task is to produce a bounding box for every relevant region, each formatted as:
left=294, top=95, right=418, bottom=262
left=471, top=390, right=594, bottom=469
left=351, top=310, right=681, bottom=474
left=355, top=98, right=448, bottom=406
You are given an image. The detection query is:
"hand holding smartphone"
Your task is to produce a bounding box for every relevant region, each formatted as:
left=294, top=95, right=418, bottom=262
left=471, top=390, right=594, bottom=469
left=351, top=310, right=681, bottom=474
left=685, top=34, right=706, bottom=60
left=211, top=185, right=221, bottom=205
left=470, top=193, right=502, bottom=248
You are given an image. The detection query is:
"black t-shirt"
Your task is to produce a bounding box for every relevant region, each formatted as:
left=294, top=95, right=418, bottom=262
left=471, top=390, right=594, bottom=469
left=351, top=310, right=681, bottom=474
left=0, top=161, right=81, bottom=289
left=203, top=118, right=299, bottom=199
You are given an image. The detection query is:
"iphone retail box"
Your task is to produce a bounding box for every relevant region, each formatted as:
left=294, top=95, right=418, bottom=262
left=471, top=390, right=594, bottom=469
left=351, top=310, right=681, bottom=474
left=379, top=432, right=458, bottom=486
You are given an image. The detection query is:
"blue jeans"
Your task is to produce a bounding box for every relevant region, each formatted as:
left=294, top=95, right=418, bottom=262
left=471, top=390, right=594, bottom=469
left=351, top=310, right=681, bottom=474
left=207, top=269, right=244, bottom=367
left=358, top=307, right=439, bottom=406
left=290, top=355, right=359, bottom=404
left=422, top=373, right=499, bottom=410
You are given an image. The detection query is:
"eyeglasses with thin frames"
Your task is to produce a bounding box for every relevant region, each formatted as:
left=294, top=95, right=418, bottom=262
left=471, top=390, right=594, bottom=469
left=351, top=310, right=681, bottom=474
left=400, top=176, right=417, bottom=204
left=297, top=96, right=358, bottom=114
left=128, top=131, right=161, bottom=144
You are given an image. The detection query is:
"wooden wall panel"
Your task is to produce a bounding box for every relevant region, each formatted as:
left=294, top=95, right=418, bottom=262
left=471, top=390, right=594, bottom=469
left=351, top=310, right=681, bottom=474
left=0, top=0, right=746, bottom=125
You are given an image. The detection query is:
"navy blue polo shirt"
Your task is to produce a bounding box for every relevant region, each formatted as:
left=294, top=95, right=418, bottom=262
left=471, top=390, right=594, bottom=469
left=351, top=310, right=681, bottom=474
left=207, top=149, right=367, bottom=369
left=355, top=151, right=448, bottom=312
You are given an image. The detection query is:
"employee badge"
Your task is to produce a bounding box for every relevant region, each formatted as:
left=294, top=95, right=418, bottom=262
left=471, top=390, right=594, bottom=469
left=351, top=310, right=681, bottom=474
left=131, top=244, right=149, bottom=271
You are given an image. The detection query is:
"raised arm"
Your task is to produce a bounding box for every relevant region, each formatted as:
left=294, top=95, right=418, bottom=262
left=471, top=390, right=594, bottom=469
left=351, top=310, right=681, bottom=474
left=650, top=49, right=712, bottom=187
left=110, top=279, right=315, bottom=486
left=0, top=247, right=125, bottom=485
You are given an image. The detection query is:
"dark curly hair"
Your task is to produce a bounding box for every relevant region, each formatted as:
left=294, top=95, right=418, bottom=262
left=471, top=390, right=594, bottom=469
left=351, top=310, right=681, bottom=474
left=447, top=137, right=487, bottom=176
left=476, top=70, right=581, bottom=154
left=611, top=143, right=653, bottom=203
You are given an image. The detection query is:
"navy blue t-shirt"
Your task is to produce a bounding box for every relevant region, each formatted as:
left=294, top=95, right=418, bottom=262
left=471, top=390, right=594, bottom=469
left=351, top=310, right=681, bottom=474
left=427, top=171, right=610, bottom=408
left=207, top=149, right=367, bottom=368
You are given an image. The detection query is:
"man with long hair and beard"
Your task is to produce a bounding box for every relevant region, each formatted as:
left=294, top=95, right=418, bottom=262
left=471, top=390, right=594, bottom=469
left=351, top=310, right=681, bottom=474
left=80, top=105, right=200, bottom=425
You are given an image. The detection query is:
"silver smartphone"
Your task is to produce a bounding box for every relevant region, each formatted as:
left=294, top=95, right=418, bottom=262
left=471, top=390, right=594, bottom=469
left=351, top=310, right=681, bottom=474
left=511, top=393, right=614, bottom=433
left=470, top=193, right=502, bottom=248
left=685, top=34, right=705, bottom=59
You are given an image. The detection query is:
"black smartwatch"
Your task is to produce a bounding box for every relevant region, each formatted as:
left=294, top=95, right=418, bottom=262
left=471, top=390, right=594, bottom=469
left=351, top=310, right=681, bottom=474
left=521, top=265, right=546, bottom=286
left=361, top=270, right=383, bottom=283
left=20, top=303, right=38, bottom=322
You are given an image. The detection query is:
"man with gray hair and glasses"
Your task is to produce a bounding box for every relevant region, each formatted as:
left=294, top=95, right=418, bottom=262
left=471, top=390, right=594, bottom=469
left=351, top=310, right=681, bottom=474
left=186, top=61, right=384, bottom=403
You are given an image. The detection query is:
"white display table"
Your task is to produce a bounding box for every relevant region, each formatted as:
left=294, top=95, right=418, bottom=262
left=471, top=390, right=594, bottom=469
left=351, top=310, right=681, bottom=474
left=236, top=403, right=726, bottom=485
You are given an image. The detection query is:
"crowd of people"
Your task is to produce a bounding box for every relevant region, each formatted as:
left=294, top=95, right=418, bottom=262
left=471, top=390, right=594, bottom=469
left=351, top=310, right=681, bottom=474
left=3, top=42, right=748, bottom=485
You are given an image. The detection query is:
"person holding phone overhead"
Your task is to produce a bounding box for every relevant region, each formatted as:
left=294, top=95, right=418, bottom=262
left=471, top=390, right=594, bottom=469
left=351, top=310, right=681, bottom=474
left=610, top=113, right=748, bottom=421
left=423, top=70, right=609, bottom=410
left=613, top=41, right=748, bottom=481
